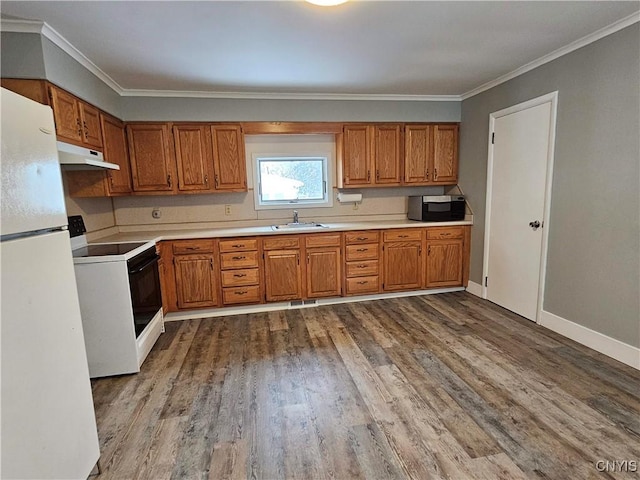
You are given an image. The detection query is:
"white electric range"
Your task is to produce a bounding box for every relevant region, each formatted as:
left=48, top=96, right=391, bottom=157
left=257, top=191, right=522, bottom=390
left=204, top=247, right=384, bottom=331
left=70, top=218, right=164, bottom=378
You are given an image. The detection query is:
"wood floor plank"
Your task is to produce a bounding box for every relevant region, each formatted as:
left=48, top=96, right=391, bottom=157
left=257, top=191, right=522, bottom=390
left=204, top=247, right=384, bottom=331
left=91, top=292, right=640, bottom=480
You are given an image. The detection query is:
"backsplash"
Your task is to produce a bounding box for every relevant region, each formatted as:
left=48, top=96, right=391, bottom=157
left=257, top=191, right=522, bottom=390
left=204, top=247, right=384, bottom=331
left=112, top=186, right=445, bottom=231
left=63, top=176, right=116, bottom=234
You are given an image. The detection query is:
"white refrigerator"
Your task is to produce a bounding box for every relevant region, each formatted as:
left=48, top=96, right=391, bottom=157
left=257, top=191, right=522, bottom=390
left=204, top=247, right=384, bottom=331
left=0, top=88, right=100, bottom=478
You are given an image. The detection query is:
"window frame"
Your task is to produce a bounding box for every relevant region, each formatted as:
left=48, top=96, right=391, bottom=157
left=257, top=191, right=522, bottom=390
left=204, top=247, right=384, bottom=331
left=252, top=151, right=334, bottom=210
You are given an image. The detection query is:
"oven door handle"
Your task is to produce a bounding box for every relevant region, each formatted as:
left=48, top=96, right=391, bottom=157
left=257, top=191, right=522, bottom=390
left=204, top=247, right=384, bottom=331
left=128, top=255, right=159, bottom=275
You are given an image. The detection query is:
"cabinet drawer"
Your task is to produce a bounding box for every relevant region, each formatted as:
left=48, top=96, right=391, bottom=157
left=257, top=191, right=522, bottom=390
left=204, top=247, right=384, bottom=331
left=345, top=244, right=379, bottom=261
left=219, top=238, right=258, bottom=253
left=222, top=285, right=261, bottom=305
left=221, top=268, right=260, bottom=287
left=383, top=229, right=423, bottom=242
left=346, top=260, right=379, bottom=277
left=220, top=251, right=259, bottom=270
left=172, top=239, right=215, bottom=255
left=426, top=227, right=464, bottom=240
left=263, top=236, right=300, bottom=250
left=346, top=276, right=379, bottom=295
left=305, top=234, right=341, bottom=248
left=345, top=231, right=379, bottom=244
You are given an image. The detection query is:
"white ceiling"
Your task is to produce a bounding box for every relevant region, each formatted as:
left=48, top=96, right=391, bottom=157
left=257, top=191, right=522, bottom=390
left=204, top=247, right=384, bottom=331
left=1, top=1, right=639, bottom=98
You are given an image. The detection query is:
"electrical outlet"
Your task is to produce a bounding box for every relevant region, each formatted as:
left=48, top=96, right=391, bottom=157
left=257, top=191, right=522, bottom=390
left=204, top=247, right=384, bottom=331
left=152, top=208, right=162, bottom=219
left=224, top=205, right=232, bottom=216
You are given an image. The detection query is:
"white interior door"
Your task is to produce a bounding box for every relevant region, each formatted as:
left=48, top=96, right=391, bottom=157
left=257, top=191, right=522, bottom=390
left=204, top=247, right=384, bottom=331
left=485, top=95, right=555, bottom=321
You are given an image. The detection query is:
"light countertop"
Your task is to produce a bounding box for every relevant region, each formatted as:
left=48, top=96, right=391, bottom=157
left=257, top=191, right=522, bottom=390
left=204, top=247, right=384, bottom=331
left=90, top=219, right=473, bottom=245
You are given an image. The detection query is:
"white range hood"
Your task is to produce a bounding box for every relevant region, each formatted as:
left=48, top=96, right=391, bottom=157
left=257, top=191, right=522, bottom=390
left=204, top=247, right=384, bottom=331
left=57, top=141, right=119, bottom=171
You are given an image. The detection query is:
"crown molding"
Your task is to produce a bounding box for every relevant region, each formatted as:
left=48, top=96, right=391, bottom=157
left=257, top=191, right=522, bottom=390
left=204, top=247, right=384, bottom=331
left=461, top=10, right=640, bottom=100
left=0, top=18, right=124, bottom=94
left=119, top=89, right=461, bottom=102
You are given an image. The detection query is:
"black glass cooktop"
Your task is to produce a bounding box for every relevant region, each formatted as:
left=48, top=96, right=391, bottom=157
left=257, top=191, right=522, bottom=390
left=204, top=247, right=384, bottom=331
left=72, top=242, right=148, bottom=258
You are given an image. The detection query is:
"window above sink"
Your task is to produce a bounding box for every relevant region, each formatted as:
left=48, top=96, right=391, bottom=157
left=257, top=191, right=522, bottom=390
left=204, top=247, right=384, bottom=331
left=246, top=135, right=334, bottom=210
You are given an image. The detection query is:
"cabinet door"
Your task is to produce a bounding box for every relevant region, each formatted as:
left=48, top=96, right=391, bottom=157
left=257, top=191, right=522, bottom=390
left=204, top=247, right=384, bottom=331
left=433, top=124, right=459, bottom=184
left=174, top=254, right=218, bottom=309
left=264, top=250, right=302, bottom=302
left=80, top=102, right=103, bottom=149
left=404, top=125, right=432, bottom=184
left=211, top=125, right=247, bottom=190
left=127, top=124, right=176, bottom=192
left=173, top=124, right=215, bottom=192
left=100, top=114, right=132, bottom=194
left=342, top=125, right=372, bottom=186
left=306, top=247, right=341, bottom=298
left=383, top=241, right=423, bottom=291
left=374, top=125, right=401, bottom=185
left=425, top=240, right=463, bottom=287
left=49, top=86, right=82, bottom=143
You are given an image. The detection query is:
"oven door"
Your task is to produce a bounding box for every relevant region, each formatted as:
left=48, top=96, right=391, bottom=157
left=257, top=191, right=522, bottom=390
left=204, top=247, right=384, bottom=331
left=127, top=248, right=162, bottom=338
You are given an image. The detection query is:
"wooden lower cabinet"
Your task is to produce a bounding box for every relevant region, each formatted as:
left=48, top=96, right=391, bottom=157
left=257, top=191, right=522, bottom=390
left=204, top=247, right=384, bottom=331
left=157, top=226, right=470, bottom=313
left=219, top=237, right=262, bottom=306
left=344, top=230, right=380, bottom=296
left=382, top=229, right=424, bottom=291
left=306, top=247, right=341, bottom=298
left=174, top=254, right=218, bottom=309
left=425, top=226, right=467, bottom=288
left=425, top=241, right=463, bottom=287
left=264, top=249, right=302, bottom=302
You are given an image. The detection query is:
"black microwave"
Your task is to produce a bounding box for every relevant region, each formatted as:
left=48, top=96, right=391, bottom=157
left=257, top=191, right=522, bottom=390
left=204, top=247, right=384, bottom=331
left=408, top=195, right=466, bottom=222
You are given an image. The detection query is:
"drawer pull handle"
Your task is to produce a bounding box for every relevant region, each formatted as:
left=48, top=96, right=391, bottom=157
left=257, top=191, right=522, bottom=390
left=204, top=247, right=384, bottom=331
left=357, top=264, right=367, bottom=268
left=357, top=281, right=368, bottom=285
left=356, top=248, right=368, bottom=252
left=356, top=237, right=368, bottom=241
left=399, top=235, right=409, bottom=238
left=232, top=256, right=246, bottom=260
left=185, top=247, right=199, bottom=250
left=233, top=273, right=247, bottom=277
left=232, top=244, right=245, bottom=248
left=442, top=233, right=451, bottom=236
left=235, top=290, right=248, bottom=295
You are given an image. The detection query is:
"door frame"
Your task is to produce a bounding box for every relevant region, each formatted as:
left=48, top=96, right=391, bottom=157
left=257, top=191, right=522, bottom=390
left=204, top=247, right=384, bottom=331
left=481, top=91, right=558, bottom=324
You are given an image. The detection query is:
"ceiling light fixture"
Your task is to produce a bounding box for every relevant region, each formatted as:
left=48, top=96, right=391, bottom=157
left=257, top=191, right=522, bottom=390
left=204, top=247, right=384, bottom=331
left=305, top=0, right=349, bottom=6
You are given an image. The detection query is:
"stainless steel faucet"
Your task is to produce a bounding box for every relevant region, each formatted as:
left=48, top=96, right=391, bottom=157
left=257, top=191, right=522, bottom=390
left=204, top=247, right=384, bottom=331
left=293, top=210, right=299, bottom=224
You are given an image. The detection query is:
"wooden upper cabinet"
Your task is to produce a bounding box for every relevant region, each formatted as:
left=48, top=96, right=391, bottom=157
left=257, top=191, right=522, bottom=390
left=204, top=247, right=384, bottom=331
left=341, top=124, right=403, bottom=187
left=49, top=86, right=83, bottom=144
left=404, top=125, right=432, bottom=184
left=403, top=124, right=458, bottom=185
left=1, top=79, right=50, bottom=105
left=48, top=85, right=103, bottom=149
left=374, top=125, right=402, bottom=185
left=342, top=125, right=372, bottom=186
left=127, top=123, right=176, bottom=193
left=211, top=125, right=247, bottom=191
left=173, top=124, right=215, bottom=192
left=80, top=103, right=103, bottom=149
left=100, top=113, right=132, bottom=195
left=432, top=124, right=459, bottom=184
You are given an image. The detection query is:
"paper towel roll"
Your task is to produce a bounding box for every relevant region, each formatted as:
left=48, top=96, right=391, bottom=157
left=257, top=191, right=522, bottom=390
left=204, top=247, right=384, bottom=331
left=337, top=192, right=363, bottom=203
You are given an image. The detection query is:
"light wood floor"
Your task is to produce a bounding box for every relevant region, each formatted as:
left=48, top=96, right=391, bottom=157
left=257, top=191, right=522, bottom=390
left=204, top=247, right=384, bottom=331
left=91, top=292, right=640, bottom=480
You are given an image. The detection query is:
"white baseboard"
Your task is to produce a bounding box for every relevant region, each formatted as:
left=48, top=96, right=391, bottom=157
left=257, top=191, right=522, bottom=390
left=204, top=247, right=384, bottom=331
left=466, top=281, right=483, bottom=298
left=539, top=310, right=640, bottom=370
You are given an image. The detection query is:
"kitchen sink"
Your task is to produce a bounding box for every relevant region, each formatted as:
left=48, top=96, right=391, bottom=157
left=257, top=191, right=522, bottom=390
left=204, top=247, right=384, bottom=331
left=271, top=222, right=327, bottom=230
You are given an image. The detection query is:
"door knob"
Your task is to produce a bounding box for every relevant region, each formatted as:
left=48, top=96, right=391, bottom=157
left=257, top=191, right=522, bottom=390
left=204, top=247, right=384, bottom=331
left=529, top=220, right=541, bottom=230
